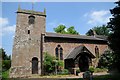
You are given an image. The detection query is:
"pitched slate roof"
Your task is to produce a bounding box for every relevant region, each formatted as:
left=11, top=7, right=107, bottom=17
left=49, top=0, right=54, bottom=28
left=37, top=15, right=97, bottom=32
left=45, top=32, right=107, bottom=41
left=65, top=45, right=95, bottom=60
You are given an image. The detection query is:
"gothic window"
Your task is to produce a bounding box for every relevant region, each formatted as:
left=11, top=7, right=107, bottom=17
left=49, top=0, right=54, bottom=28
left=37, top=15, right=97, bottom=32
left=95, top=46, right=99, bottom=58
left=60, top=48, right=63, bottom=60
left=55, top=45, right=63, bottom=60
left=28, top=15, right=35, bottom=25
left=55, top=47, right=58, bottom=59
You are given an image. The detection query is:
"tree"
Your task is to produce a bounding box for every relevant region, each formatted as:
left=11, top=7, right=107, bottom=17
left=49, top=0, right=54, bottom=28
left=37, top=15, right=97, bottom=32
left=54, top=25, right=79, bottom=35
left=67, top=26, right=79, bottom=35
left=43, top=52, right=64, bottom=75
left=86, top=25, right=110, bottom=36
left=0, top=48, right=11, bottom=72
left=0, top=48, right=10, bottom=60
left=43, top=52, right=56, bottom=74
left=54, top=25, right=66, bottom=34
left=98, top=50, right=114, bottom=69
left=107, top=1, right=120, bottom=72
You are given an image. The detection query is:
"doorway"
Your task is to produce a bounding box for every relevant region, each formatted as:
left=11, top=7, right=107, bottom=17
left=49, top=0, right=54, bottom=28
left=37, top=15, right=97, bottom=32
left=79, top=53, right=90, bottom=72
left=32, top=57, right=38, bottom=74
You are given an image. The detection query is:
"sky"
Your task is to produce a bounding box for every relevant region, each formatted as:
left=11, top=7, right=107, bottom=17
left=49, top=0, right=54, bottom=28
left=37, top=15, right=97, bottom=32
left=1, top=2, right=116, bottom=55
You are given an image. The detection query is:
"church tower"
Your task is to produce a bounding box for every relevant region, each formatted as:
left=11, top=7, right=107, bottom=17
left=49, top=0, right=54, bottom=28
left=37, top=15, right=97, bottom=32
left=10, top=6, right=46, bottom=77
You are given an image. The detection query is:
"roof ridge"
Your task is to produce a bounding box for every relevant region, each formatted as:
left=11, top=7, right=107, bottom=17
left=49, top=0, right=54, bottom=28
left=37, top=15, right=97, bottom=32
left=45, top=32, right=105, bottom=40
left=45, top=32, right=95, bottom=37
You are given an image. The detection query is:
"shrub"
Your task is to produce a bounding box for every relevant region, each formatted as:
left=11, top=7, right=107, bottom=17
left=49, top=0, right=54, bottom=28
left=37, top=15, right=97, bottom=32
left=43, top=52, right=56, bottom=74
left=2, top=60, right=11, bottom=72
left=2, top=70, right=9, bottom=79
left=98, top=50, right=113, bottom=69
left=89, top=66, right=94, bottom=73
left=94, top=68, right=108, bottom=73
left=76, top=68, right=80, bottom=76
left=83, top=71, right=91, bottom=78
left=61, top=69, right=69, bottom=75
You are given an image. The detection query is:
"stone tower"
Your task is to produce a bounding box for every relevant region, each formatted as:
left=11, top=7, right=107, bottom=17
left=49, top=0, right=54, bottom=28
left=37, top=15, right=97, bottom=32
left=10, top=7, right=46, bottom=77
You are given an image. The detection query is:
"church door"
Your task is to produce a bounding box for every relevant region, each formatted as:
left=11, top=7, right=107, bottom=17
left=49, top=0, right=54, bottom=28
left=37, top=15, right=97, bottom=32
left=79, top=53, right=90, bottom=72
left=32, top=57, right=38, bottom=74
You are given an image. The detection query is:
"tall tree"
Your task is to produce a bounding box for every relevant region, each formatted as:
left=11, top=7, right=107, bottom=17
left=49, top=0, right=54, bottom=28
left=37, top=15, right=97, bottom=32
left=0, top=48, right=11, bottom=72
left=54, top=25, right=66, bottom=34
left=0, top=48, right=10, bottom=60
left=54, top=25, right=79, bottom=35
left=67, top=26, right=79, bottom=35
left=107, top=1, right=120, bottom=72
left=86, top=25, right=110, bottom=36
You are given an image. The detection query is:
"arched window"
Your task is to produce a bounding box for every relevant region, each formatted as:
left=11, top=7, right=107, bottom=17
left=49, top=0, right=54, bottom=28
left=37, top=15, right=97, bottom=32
left=55, top=47, right=58, bottom=59
left=28, top=15, right=35, bottom=25
left=55, top=45, right=63, bottom=60
left=60, top=48, right=63, bottom=60
left=95, top=46, right=99, bottom=58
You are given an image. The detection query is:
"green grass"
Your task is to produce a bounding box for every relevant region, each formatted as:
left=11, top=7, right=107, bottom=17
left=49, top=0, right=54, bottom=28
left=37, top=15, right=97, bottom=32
left=2, top=70, right=9, bottom=80
left=93, top=75, right=112, bottom=80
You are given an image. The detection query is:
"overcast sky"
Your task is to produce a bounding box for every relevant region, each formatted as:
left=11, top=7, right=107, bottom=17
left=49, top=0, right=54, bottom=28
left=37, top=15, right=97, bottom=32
left=1, top=2, right=115, bottom=55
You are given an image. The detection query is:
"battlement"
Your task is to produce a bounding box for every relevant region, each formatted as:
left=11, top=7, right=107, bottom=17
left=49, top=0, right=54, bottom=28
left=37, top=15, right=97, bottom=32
left=17, top=8, right=46, bottom=17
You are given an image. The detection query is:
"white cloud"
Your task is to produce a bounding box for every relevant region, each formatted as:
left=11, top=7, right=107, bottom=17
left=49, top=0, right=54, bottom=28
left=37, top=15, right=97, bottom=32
left=0, top=17, right=16, bottom=48
left=0, top=17, right=9, bottom=26
left=0, top=17, right=16, bottom=36
left=84, top=10, right=111, bottom=26
left=2, top=25, right=16, bottom=33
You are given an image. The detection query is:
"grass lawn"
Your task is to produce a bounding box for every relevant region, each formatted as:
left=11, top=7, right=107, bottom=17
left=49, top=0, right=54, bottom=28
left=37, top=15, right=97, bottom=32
left=2, top=71, right=120, bottom=80
left=2, top=70, right=9, bottom=80
left=93, top=75, right=112, bottom=80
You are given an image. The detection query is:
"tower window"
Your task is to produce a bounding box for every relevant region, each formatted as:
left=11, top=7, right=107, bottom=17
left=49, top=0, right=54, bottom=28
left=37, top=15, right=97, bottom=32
left=28, top=30, right=30, bottom=34
left=28, top=15, right=35, bottom=25
left=55, top=45, right=63, bottom=60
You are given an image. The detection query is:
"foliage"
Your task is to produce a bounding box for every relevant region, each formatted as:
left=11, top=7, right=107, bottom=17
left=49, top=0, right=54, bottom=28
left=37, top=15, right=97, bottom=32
left=86, top=25, right=110, bottom=36
left=107, top=1, right=120, bottom=72
left=59, top=69, right=69, bottom=75
left=0, top=48, right=11, bottom=60
left=76, top=68, right=80, bottom=73
left=57, top=60, right=64, bottom=71
left=76, top=68, right=80, bottom=76
left=43, top=52, right=64, bottom=74
left=89, top=67, right=107, bottom=73
left=54, top=25, right=66, bottom=34
left=2, top=60, right=11, bottom=72
left=89, top=66, right=94, bottom=73
left=2, top=70, right=9, bottom=79
left=67, top=26, right=79, bottom=35
left=58, top=60, right=64, bottom=67
left=0, top=48, right=11, bottom=79
left=83, top=71, right=91, bottom=78
left=94, top=68, right=108, bottom=73
left=54, top=25, right=79, bottom=35
left=43, top=52, right=56, bottom=73
left=98, top=50, right=113, bottom=69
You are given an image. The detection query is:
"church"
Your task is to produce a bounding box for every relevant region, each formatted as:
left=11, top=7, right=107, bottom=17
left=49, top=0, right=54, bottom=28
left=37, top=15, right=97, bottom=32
left=10, top=7, right=108, bottom=78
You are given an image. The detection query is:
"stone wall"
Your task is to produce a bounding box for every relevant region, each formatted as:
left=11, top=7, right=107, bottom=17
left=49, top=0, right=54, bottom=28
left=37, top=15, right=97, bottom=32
left=43, top=37, right=108, bottom=67
left=10, top=9, right=46, bottom=78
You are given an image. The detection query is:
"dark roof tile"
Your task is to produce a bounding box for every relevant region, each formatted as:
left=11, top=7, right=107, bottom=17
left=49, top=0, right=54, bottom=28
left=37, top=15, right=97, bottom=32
left=45, top=32, right=107, bottom=41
